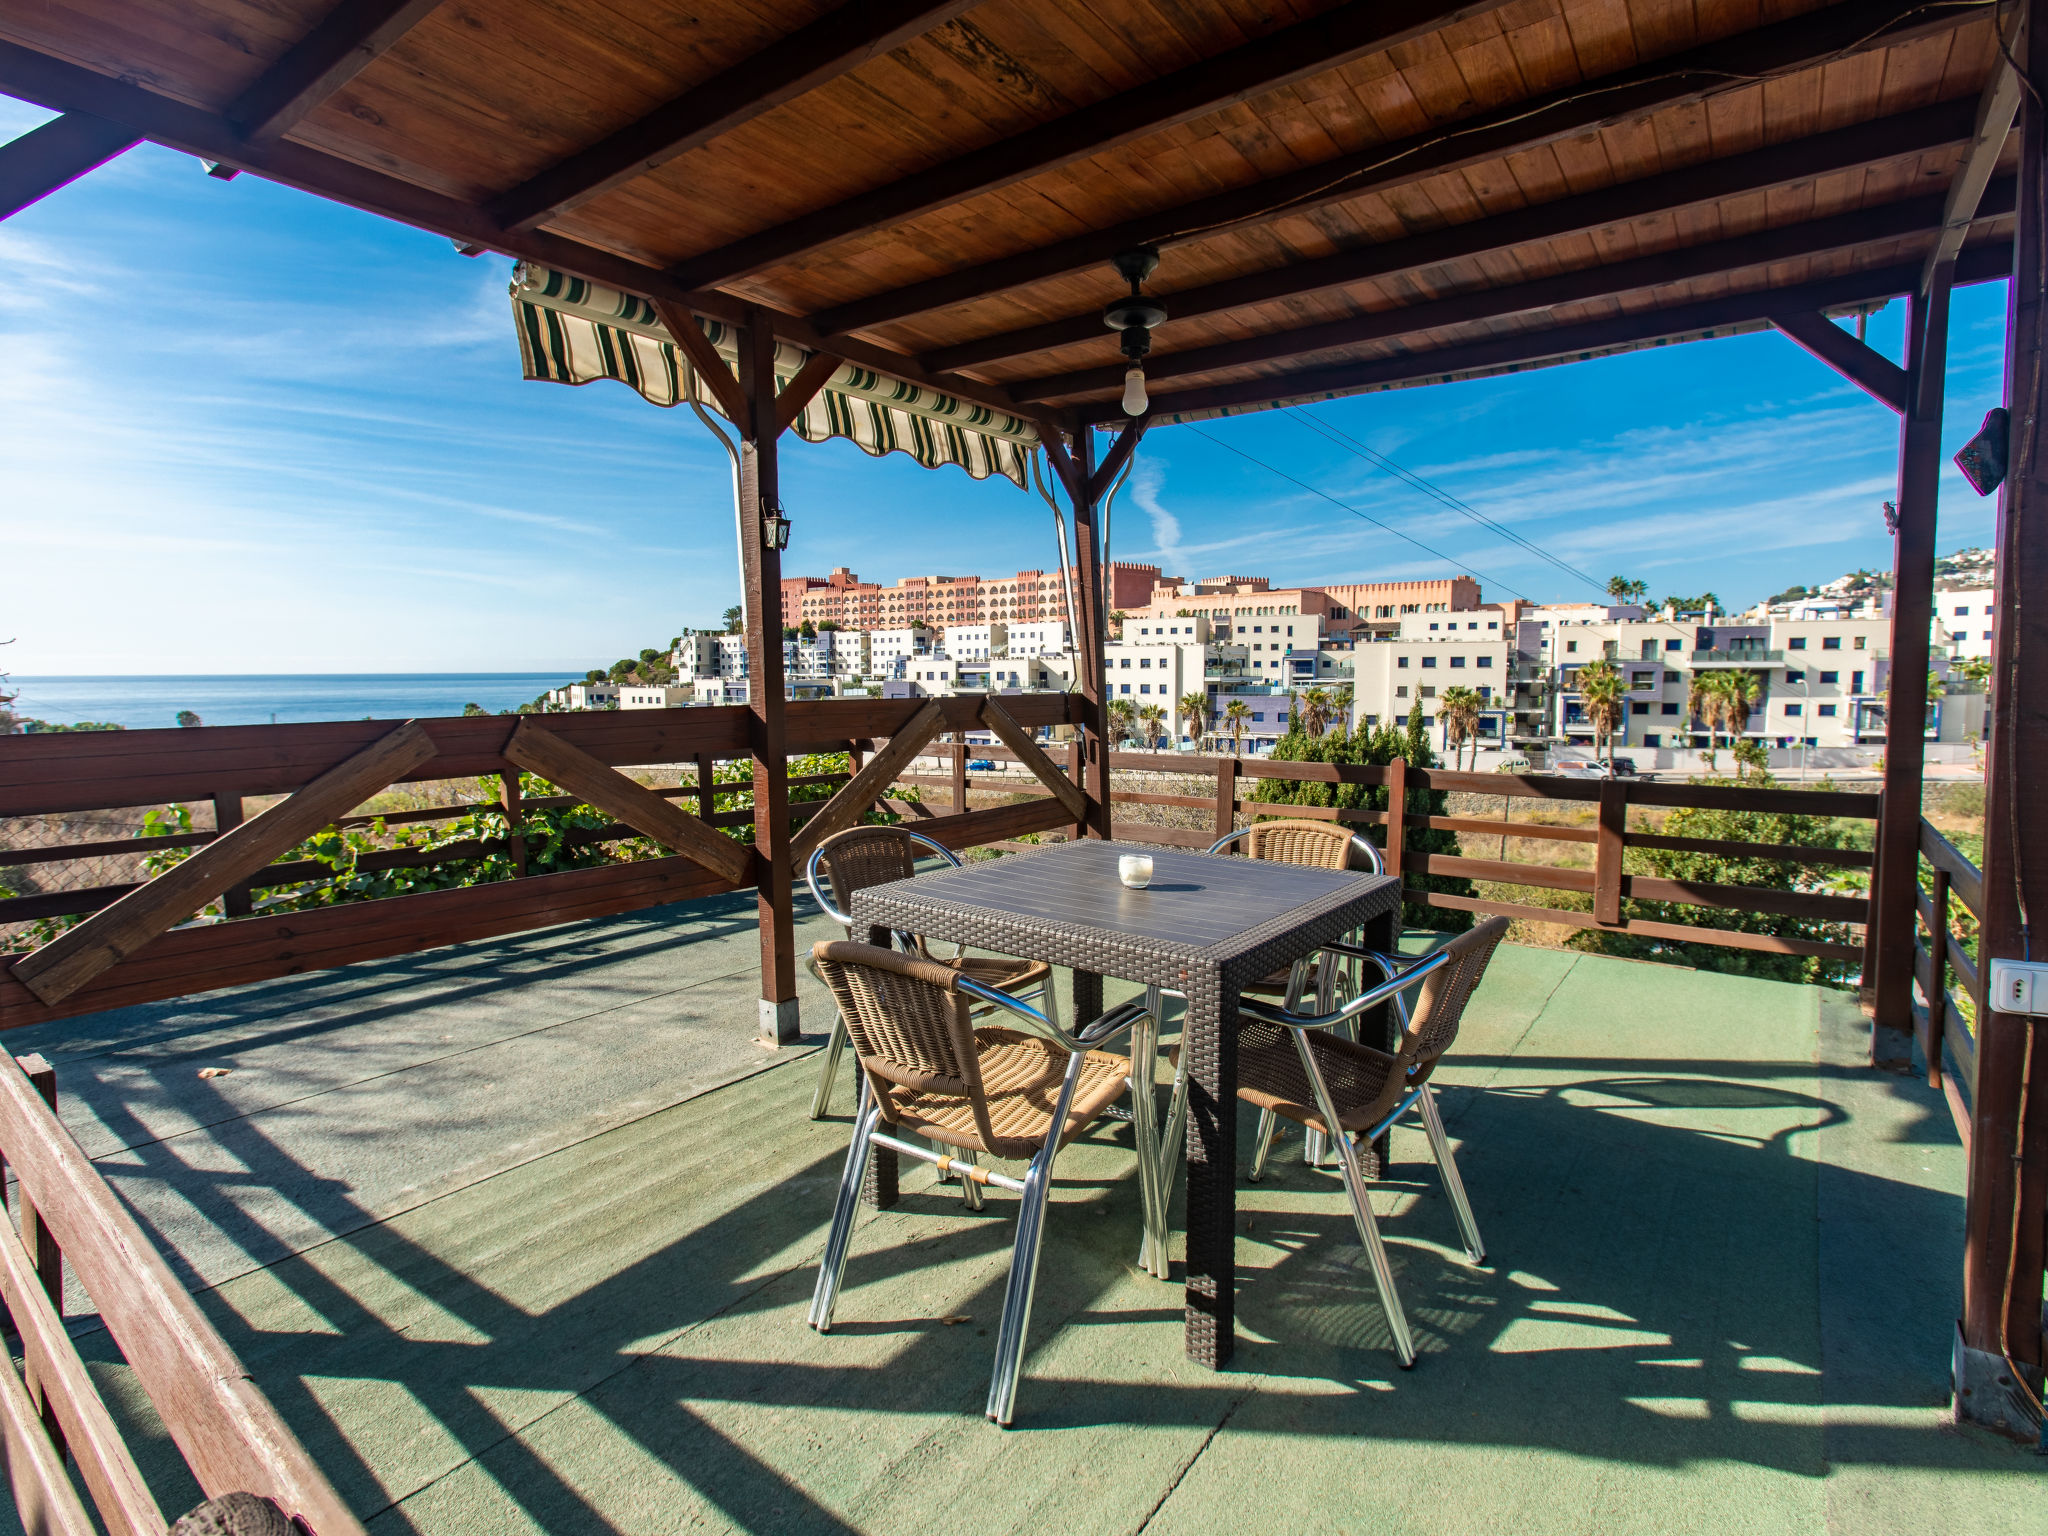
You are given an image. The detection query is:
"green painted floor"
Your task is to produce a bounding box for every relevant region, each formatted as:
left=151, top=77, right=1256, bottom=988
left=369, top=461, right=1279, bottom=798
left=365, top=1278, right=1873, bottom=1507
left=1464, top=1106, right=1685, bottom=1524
left=62, top=932, right=2045, bottom=1533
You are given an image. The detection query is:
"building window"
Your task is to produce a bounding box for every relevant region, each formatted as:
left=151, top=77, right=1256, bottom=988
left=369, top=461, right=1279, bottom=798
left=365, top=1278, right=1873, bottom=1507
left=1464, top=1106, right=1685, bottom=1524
left=1397, top=656, right=1409, bottom=668
left=1251, top=712, right=1265, bottom=722
left=1955, top=606, right=1969, bottom=616
left=1631, top=701, right=1650, bottom=715
left=1421, top=686, right=1436, bottom=699
left=1818, top=704, right=1838, bottom=717
left=1822, top=636, right=1841, bottom=650
left=1644, top=734, right=1661, bottom=747
left=1665, top=638, right=1681, bottom=650
left=1785, top=703, right=1803, bottom=716
left=1395, top=685, right=1409, bottom=698
left=1661, top=702, right=1678, bottom=716
left=1819, top=671, right=1838, bottom=685
left=1789, top=637, right=1807, bottom=650
left=1566, top=641, right=1578, bottom=653
left=1786, top=670, right=1804, bottom=683
left=1478, top=655, right=1493, bottom=667
left=1851, top=671, right=1864, bottom=692
left=1422, top=656, right=1438, bottom=668
left=1450, top=655, right=1466, bottom=668
left=1854, top=635, right=1867, bottom=650
left=1120, top=684, right=1131, bottom=694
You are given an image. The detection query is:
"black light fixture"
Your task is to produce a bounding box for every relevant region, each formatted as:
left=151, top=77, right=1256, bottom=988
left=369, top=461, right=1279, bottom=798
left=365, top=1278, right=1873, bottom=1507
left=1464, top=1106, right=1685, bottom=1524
left=1954, top=407, right=2010, bottom=496
left=763, top=498, right=792, bottom=550
left=1102, top=247, right=1166, bottom=417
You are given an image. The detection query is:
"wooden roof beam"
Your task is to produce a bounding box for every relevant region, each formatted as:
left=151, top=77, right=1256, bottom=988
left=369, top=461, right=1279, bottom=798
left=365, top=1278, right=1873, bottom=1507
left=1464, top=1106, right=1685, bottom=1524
left=1021, top=178, right=2013, bottom=403
left=1922, top=2, right=2027, bottom=293
left=488, top=0, right=988, bottom=235
left=0, top=39, right=1022, bottom=424
left=668, top=0, right=1517, bottom=289
left=815, top=0, right=1979, bottom=339
left=1083, top=243, right=2012, bottom=425
left=1768, top=311, right=1911, bottom=412
left=0, top=112, right=137, bottom=221
left=226, top=0, right=450, bottom=145
left=969, top=97, right=1978, bottom=381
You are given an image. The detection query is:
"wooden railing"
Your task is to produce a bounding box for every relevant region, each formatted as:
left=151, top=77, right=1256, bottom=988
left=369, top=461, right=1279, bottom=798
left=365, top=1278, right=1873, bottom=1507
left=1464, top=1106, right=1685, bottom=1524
left=1915, top=817, right=1984, bottom=1149
left=0, top=696, right=1086, bottom=1028
left=899, top=745, right=1877, bottom=967
left=0, top=1052, right=364, bottom=1534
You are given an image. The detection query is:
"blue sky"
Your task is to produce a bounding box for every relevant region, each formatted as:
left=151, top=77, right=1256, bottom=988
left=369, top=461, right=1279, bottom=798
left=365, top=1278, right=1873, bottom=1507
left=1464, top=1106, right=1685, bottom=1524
left=0, top=95, right=2015, bottom=675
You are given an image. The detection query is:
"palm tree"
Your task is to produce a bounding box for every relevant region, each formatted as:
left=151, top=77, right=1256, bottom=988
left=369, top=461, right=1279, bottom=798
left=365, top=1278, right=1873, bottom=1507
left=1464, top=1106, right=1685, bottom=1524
left=1107, top=697, right=1135, bottom=746
left=1438, top=685, right=1482, bottom=769
left=1723, top=669, right=1761, bottom=765
left=1577, top=659, right=1626, bottom=771
left=1687, top=671, right=1720, bottom=767
left=1178, top=691, right=1209, bottom=751
left=1137, top=702, right=1168, bottom=749
left=1297, top=687, right=1335, bottom=738
left=1224, top=699, right=1251, bottom=755
left=1605, top=576, right=1649, bottom=605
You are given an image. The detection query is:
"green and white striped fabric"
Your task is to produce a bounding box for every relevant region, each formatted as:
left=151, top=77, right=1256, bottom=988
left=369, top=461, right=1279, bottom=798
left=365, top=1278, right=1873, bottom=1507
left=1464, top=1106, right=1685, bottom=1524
left=511, top=264, right=1037, bottom=486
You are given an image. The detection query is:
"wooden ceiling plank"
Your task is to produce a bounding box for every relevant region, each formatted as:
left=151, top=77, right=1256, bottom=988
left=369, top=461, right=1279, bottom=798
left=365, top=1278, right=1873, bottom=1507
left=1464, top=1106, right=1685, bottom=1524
left=0, top=36, right=1023, bottom=423
left=1922, top=2, right=2024, bottom=291
left=667, top=0, right=1519, bottom=289
left=813, top=0, right=1973, bottom=339
left=488, top=0, right=989, bottom=234
left=949, top=94, right=1979, bottom=376
left=227, top=0, right=451, bottom=144
left=1082, top=238, right=2012, bottom=423
left=0, top=111, right=138, bottom=222
left=1021, top=178, right=2010, bottom=401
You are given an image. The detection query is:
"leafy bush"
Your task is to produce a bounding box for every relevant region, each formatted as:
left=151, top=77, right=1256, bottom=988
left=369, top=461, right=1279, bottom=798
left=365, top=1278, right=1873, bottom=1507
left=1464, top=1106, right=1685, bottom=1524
left=1248, top=698, right=1473, bottom=933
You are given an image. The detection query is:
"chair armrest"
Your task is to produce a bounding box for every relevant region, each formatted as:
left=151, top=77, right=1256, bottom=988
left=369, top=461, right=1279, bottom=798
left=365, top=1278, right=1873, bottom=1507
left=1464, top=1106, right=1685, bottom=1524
left=1236, top=945, right=1452, bottom=1032
left=954, top=976, right=1146, bottom=1053
left=1204, top=825, right=1385, bottom=875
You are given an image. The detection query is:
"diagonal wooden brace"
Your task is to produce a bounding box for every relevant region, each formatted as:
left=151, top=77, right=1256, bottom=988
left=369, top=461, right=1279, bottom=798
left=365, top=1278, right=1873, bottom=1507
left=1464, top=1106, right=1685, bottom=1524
left=979, top=695, right=1090, bottom=824
left=14, top=721, right=438, bottom=1006
left=786, top=698, right=947, bottom=872
left=503, top=721, right=753, bottom=886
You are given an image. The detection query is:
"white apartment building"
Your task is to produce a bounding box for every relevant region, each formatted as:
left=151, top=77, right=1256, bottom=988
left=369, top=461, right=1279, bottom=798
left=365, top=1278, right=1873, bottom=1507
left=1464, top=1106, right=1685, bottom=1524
left=673, top=633, right=750, bottom=683
left=784, top=628, right=869, bottom=682
left=1003, top=621, right=1070, bottom=656
left=1347, top=632, right=1513, bottom=745
left=869, top=627, right=936, bottom=678
left=942, top=623, right=1004, bottom=660
left=1938, top=587, right=1995, bottom=661
left=618, top=684, right=689, bottom=710
left=545, top=682, right=619, bottom=710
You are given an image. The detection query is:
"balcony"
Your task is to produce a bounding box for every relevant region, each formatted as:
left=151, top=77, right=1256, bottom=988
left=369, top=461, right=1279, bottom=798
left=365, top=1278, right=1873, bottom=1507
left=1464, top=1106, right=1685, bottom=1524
left=0, top=892, right=2019, bottom=1528
left=1690, top=649, right=1786, bottom=666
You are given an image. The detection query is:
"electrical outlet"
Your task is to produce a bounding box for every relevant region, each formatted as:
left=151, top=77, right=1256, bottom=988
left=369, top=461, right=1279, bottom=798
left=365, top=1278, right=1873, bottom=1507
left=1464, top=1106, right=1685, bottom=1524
left=1988, top=960, right=2048, bottom=1016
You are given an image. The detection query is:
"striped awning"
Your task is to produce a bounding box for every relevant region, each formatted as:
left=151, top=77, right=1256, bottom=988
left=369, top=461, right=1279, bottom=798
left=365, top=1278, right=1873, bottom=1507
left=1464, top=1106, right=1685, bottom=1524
left=511, top=264, right=1037, bottom=486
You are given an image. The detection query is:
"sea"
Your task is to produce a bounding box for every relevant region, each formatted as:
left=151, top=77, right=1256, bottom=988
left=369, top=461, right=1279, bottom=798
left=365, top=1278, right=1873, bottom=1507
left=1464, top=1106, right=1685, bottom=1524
left=5, top=675, right=578, bottom=732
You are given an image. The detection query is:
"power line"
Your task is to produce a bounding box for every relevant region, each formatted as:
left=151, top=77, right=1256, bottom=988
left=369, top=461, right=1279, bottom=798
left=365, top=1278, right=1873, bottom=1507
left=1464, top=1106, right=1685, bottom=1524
left=1185, top=424, right=1535, bottom=600
left=1287, top=406, right=1610, bottom=597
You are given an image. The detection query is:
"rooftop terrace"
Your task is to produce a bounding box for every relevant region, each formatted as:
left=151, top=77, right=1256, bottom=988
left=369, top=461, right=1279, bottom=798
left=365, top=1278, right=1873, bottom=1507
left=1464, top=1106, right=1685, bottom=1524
left=10, top=892, right=2035, bottom=1534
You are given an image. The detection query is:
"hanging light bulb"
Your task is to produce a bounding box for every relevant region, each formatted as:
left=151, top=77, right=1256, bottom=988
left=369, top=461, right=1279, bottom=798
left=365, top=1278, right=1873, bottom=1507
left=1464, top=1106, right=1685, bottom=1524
left=1102, top=248, right=1166, bottom=420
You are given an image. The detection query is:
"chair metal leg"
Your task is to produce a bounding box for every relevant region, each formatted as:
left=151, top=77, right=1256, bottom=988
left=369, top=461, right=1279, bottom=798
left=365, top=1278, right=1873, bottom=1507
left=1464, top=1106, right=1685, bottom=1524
left=809, top=1012, right=850, bottom=1120
left=1334, top=1130, right=1417, bottom=1368
left=1418, top=1084, right=1484, bottom=1264
left=986, top=1047, right=1090, bottom=1426
left=1288, top=1031, right=1416, bottom=1369
left=1248, top=1106, right=1281, bottom=1182
left=810, top=1088, right=881, bottom=1333
left=1135, top=986, right=1179, bottom=1279
left=953, top=1145, right=986, bottom=1212
left=1157, top=1038, right=1189, bottom=1217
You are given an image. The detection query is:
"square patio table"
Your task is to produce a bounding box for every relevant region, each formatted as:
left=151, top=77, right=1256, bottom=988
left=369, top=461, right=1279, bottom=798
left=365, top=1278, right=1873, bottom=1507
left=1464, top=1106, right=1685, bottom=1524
left=850, top=836, right=1401, bottom=1368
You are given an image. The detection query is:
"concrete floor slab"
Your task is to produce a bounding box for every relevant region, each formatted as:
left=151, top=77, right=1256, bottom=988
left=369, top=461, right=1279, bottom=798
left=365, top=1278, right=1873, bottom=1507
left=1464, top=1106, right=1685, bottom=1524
left=11, top=909, right=2040, bottom=1535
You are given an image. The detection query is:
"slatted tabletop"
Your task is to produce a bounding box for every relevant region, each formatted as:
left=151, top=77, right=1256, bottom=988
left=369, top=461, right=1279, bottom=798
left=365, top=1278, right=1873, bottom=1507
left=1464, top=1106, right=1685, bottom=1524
left=852, top=838, right=1400, bottom=1369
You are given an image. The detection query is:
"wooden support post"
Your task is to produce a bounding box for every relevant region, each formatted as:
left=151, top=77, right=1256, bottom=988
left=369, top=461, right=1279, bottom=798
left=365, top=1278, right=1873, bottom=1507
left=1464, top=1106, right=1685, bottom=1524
left=497, top=771, right=527, bottom=877
left=1871, top=273, right=1951, bottom=1070
left=694, top=753, right=716, bottom=822
left=737, top=310, right=799, bottom=1044
left=14, top=1055, right=63, bottom=1454
left=1382, top=758, right=1407, bottom=880
left=1959, top=0, right=2048, bottom=1433
left=1594, top=779, right=1627, bottom=926
left=1068, top=740, right=1085, bottom=842
left=1213, top=755, right=1237, bottom=842
left=210, top=793, right=252, bottom=917
left=1069, top=427, right=1113, bottom=838
left=951, top=737, right=968, bottom=815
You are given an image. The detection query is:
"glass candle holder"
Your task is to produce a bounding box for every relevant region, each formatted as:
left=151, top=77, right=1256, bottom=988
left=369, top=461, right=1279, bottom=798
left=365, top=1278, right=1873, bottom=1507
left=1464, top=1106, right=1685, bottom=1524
left=1118, top=853, right=1154, bottom=889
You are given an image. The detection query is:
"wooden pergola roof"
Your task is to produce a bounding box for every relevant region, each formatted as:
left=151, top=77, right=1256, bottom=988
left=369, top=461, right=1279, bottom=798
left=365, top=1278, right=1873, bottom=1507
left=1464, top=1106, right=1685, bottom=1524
left=0, top=0, right=2017, bottom=433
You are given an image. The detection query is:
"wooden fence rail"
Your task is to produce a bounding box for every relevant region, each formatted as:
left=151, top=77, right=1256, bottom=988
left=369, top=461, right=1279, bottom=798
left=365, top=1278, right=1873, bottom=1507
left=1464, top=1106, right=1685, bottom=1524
left=0, top=1052, right=365, bottom=1534
left=1915, top=816, right=1984, bottom=1149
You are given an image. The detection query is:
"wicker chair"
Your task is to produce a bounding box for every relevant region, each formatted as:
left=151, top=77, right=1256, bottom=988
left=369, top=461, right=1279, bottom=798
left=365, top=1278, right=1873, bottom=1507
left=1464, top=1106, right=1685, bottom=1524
left=806, top=939, right=1147, bottom=1425
left=1210, top=818, right=1387, bottom=1171
left=806, top=826, right=1052, bottom=1120
left=1234, top=916, right=1508, bottom=1367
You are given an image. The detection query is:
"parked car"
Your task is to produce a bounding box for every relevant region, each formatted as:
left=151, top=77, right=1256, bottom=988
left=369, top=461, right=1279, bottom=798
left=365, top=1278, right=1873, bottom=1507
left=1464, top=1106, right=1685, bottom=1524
left=1609, top=757, right=1641, bottom=779
left=1550, top=759, right=1611, bottom=780
left=967, top=759, right=996, bottom=771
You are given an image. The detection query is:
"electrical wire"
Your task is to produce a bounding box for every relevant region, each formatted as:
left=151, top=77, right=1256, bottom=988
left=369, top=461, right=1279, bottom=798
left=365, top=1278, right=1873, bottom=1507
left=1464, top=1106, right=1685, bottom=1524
left=1185, top=423, right=1534, bottom=599
left=1285, top=406, right=1610, bottom=598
